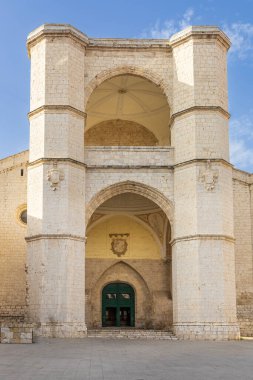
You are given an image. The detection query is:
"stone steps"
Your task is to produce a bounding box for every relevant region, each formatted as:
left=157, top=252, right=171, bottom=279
left=87, top=328, right=177, bottom=340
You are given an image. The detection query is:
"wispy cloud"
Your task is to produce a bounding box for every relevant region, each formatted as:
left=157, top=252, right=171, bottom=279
left=141, top=8, right=194, bottom=39
left=223, top=23, right=253, bottom=60
left=230, top=114, right=253, bottom=172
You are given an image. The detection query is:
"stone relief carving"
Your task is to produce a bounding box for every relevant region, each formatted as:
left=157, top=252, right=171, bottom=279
left=88, top=213, right=104, bottom=227
left=199, top=160, right=219, bottom=191
left=47, top=162, right=64, bottom=191
left=109, top=233, right=129, bottom=257
left=148, top=213, right=164, bottom=240
left=137, top=211, right=165, bottom=243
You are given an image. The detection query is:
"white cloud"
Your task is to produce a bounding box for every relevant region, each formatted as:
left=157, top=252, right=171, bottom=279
left=141, top=8, right=194, bottom=39
left=223, top=22, right=253, bottom=60
left=230, top=115, right=253, bottom=172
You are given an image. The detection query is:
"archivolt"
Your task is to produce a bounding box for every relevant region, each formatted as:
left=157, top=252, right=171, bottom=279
left=84, top=65, right=170, bottom=109
left=85, top=180, right=174, bottom=227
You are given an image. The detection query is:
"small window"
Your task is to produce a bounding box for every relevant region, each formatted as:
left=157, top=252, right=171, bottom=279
left=20, top=169, right=24, bottom=176
left=20, top=210, right=27, bottom=224
left=16, top=204, right=27, bottom=227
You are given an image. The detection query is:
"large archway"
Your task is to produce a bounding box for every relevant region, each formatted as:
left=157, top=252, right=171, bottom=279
left=85, top=190, right=173, bottom=329
left=86, top=181, right=174, bottom=227
left=85, top=72, right=171, bottom=146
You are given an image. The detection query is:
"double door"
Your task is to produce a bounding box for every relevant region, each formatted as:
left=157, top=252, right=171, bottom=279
left=102, top=283, right=135, bottom=327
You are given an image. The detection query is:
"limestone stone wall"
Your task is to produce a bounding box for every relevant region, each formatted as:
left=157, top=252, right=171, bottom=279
left=85, top=119, right=158, bottom=146
left=84, top=146, right=174, bottom=168
left=233, top=169, right=253, bottom=336
left=84, top=43, right=172, bottom=109
left=0, top=151, right=28, bottom=319
left=85, top=168, right=174, bottom=208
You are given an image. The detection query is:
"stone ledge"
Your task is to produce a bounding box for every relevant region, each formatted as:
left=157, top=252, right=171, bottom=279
left=170, top=26, right=231, bottom=49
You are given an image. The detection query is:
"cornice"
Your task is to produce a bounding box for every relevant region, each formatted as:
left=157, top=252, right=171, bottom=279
left=27, top=24, right=89, bottom=56
left=170, top=106, right=230, bottom=125
left=171, top=234, right=235, bottom=246
left=26, top=233, right=85, bottom=242
left=170, top=26, right=231, bottom=50
left=87, top=38, right=171, bottom=51
left=27, top=25, right=230, bottom=58
left=174, top=158, right=233, bottom=169
left=28, top=157, right=86, bottom=169
left=28, top=105, right=86, bottom=119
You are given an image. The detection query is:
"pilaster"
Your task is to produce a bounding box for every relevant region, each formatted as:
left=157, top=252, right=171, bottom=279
left=170, top=27, right=240, bottom=340
left=26, top=24, right=87, bottom=337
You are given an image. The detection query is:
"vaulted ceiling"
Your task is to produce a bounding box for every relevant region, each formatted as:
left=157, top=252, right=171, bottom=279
left=86, top=74, right=170, bottom=144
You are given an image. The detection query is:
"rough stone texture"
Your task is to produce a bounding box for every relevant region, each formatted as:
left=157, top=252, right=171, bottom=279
left=0, top=24, right=252, bottom=340
left=86, top=258, right=172, bottom=329
left=0, top=151, right=28, bottom=320
left=0, top=324, right=33, bottom=344
left=85, top=119, right=158, bottom=146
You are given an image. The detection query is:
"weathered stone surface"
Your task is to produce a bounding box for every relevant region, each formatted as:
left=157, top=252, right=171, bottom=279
left=0, top=24, right=252, bottom=340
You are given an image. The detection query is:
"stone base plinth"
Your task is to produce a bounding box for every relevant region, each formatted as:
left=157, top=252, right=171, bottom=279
left=173, top=322, right=240, bottom=340
left=34, top=322, right=87, bottom=338
left=0, top=324, right=34, bottom=344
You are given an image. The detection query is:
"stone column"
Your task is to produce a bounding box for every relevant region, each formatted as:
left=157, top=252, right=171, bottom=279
left=26, top=24, right=88, bottom=337
left=170, top=27, right=240, bottom=340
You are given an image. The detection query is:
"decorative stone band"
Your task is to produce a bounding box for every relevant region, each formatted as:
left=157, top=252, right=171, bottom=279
left=27, top=24, right=89, bottom=56
left=173, top=322, right=240, bottom=340
left=170, top=106, right=230, bottom=126
left=25, top=234, right=86, bottom=242
left=87, top=38, right=171, bottom=51
left=28, top=105, right=86, bottom=119
left=169, top=26, right=231, bottom=50
left=28, top=157, right=86, bottom=169
left=174, top=158, right=233, bottom=169
left=86, top=165, right=173, bottom=169
left=170, top=234, right=235, bottom=246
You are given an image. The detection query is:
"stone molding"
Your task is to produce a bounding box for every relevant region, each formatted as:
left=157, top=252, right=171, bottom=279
left=28, top=105, right=86, bottom=119
left=27, top=24, right=89, bottom=56
left=86, top=181, right=174, bottom=227
left=170, top=26, right=231, bottom=50
left=84, top=65, right=169, bottom=109
left=86, top=165, right=173, bottom=169
left=174, top=158, right=232, bottom=169
left=28, top=157, right=86, bottom=169
left=84, top=146, right=173, bottom=152
left=88, top=38, right=171, bottom=51
left=170, top=106, right=230, bottom=125
left=25, top=234, right=86, bottom=242
left=171, top=234, right=235, bottom=246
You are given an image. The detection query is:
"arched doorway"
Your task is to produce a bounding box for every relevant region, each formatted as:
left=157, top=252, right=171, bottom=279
left=102, top=282, right=135, bottom=327
left=85, top=191, right=173, bottom=329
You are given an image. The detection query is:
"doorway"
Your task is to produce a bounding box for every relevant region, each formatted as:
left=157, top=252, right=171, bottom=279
left=102, top=283, right=135, bottom=327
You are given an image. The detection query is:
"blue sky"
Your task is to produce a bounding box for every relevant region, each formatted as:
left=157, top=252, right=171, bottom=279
left=0, top=0, right=252, bottom=172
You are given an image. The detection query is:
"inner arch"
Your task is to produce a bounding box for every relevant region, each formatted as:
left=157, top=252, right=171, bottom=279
left=85, top=74, right=170, bottom=146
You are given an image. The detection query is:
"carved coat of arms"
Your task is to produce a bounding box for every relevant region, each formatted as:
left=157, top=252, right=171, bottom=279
left=109, top=233, right=129, bottom=257
left=47, top=162, right=64, bottom=191
left=199, top=160, right=219, bottom=191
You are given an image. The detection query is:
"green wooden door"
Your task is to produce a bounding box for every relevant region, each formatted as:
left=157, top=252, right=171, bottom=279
left=102, top=283, right=135, bottom=327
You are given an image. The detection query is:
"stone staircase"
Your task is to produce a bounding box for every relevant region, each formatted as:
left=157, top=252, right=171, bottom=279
left=87, top=328, right=177, bottom=340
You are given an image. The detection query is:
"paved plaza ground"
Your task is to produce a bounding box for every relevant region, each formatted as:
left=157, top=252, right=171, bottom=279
left=0, top=338, right=252, bottom=380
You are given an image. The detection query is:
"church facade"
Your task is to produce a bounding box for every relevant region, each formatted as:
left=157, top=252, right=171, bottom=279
left=0, top=24, right=252, bottom=340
